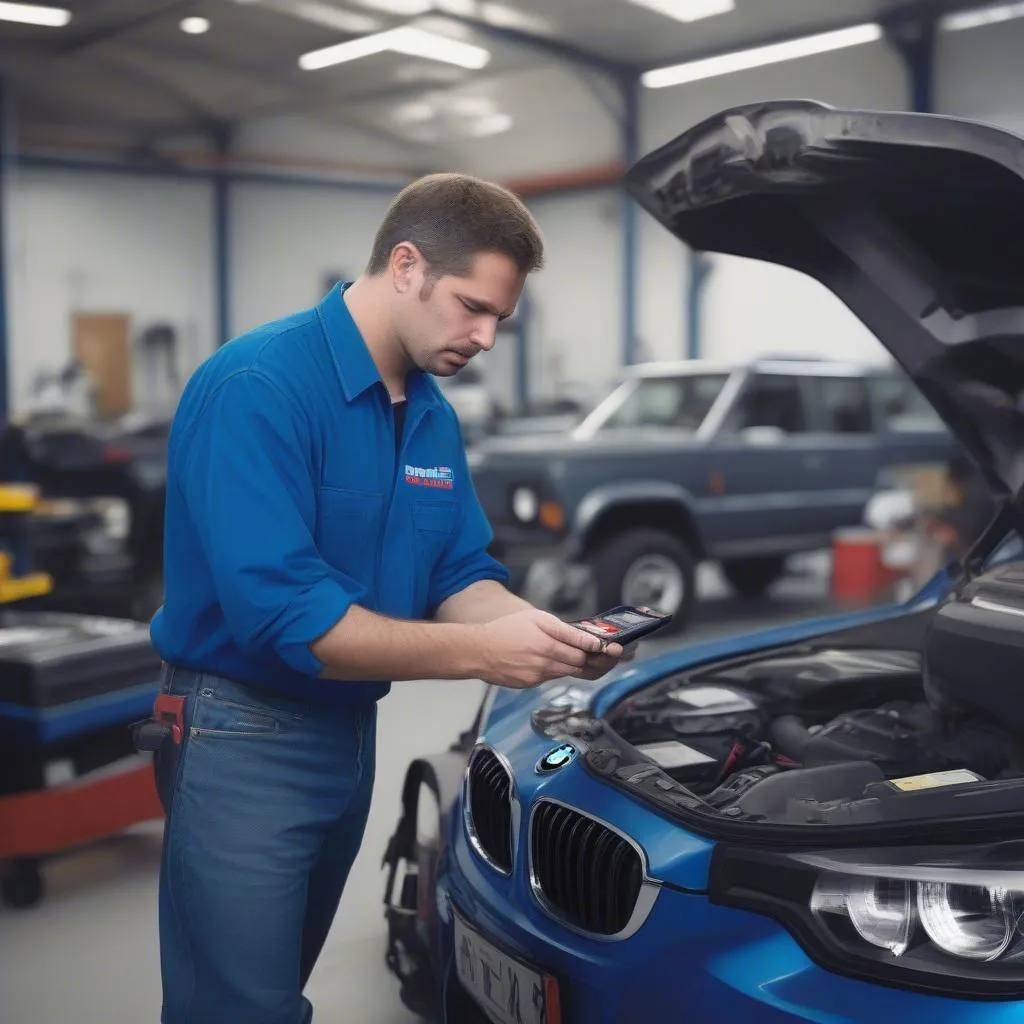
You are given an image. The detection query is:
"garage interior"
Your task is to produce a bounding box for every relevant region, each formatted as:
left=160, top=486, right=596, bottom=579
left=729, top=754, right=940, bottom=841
left=0, top=1, right=1020, bottom=1021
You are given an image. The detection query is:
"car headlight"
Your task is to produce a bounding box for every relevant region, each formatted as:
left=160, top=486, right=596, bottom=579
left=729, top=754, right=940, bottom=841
left=812, top=875, right=915, bottom=955
left=511, top=486, right=538, bottom=523
left=711, top=841, right=1024, bottom=998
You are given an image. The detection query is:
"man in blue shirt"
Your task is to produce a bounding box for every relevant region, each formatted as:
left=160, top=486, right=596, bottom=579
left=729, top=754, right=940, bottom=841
left=150, top=172, right=625, bottom=1023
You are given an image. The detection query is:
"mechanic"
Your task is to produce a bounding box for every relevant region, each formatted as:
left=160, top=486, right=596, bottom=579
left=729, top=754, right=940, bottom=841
left=147, top=172, right=625, bottom=1024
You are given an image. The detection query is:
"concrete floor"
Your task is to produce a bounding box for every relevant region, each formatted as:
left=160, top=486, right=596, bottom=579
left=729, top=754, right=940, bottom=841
left=0, top=562, right=833, bottom=1024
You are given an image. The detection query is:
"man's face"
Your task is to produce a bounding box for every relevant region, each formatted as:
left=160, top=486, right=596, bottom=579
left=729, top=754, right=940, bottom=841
left=394, top=249, right=526, bottom=378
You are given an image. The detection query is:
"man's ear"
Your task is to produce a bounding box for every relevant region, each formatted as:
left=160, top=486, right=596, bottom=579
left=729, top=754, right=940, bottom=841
left=389, top=242, right=422, bottom=294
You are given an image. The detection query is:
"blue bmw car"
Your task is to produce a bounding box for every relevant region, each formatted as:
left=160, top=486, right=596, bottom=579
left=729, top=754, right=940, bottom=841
left=382, top=100, right=1024, bottom=1023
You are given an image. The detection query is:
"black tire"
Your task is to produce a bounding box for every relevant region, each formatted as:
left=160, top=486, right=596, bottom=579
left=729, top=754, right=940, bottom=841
left=589, top=528, right=696, bottom=637
left=1, top=859, right=44, bottom=909
left=721, top=556, right=786, bottom=598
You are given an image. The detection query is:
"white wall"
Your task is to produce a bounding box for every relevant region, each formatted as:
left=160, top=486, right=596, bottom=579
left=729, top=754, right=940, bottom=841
left=641, top=38, right=908, bottom=368
left=233, top=114, right=429, bottom=176
left=524, top=188, right=623, bottom=403
left=7, top=167, right=215, bottom=415
left=9, top=24, right=1024, bottom=418
left=229, top=181, right=400, bottom=335
left=934, top=17, right=1024, bottom=136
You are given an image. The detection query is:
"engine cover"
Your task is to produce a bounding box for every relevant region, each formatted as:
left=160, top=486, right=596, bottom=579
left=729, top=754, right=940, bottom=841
left=925, top=562, right=1024, bottom=735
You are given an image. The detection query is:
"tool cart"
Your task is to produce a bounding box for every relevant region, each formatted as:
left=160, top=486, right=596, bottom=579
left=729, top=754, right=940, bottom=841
left=0, top=483, right=163, bottom=908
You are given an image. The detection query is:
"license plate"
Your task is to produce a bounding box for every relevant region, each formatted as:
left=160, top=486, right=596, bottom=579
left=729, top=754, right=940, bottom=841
left=453, top=912, right=561, bottom=1024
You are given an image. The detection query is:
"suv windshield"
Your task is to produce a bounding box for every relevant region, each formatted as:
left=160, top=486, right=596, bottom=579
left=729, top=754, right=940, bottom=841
left=577, top=373, right=729, bottom=436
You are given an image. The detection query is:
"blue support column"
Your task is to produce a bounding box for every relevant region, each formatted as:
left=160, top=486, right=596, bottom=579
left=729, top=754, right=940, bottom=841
left=685, top=251, right=713, bottom=360
left=515, top=289, right=532, bottom=413
left=885, top=16, right=937, bottom=113
left=620, top=73, right=640, bottom=367
left=0, top=78, right=10, bottom=425
left=214, top=125, right=231, bottom=346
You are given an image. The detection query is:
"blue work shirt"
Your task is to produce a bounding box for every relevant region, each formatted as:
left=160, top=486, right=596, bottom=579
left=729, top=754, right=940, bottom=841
left=150, top=283, right=509, bottom=706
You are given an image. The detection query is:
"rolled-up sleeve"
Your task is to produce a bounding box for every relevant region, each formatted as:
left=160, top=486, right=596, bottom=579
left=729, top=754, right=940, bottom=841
left=176, top=370, right=364, bottom=676
left=426, top=442, right=510, bottom=615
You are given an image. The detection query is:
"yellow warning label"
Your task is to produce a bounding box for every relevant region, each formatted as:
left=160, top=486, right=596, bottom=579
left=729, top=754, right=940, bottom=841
left=890, top=769, right=982, bottom=792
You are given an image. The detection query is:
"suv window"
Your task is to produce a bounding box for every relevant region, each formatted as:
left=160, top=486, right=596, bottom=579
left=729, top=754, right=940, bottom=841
left=819, top=377, right=873, bottom=433
left=726, top=374, right=807, bottom=434
left=598, top=374, right=728, bottom=431
left=869, top=375, right=945, bottom=432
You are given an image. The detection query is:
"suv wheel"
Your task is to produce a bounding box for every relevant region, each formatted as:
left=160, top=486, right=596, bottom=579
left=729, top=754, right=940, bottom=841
left=721, top=556, right=786, bottom=598
left=590, top=529, right=696, bottom=636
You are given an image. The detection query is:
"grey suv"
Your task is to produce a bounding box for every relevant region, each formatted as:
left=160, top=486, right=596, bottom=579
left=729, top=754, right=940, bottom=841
left=470, top=357, right=957, bottom=635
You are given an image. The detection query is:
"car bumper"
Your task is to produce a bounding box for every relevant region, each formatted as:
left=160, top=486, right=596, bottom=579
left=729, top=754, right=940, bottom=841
left=439, top=834, right=1015, bottom=1024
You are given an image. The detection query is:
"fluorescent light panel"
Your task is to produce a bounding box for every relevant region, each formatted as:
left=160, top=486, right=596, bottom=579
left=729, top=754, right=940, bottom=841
left=0, top=1, right=70, bottom=26
left=643, top=22, right=883, bottom=88
left=466, top=112, right=512, bottom=137
left=346, top=0, right=433, bottom=14
left=180, top=16, right=210, bottom=34
left=940, top=2, right=1024, bottom=31
left=300, top=25, right=490, bottom=70
left=627, top=0, right=735, bottom=24
left=231, top=0, right=381, bottom=34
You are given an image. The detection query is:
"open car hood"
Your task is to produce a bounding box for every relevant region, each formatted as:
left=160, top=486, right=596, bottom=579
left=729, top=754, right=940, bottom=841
left=625, top=100, right=1024, bottom=509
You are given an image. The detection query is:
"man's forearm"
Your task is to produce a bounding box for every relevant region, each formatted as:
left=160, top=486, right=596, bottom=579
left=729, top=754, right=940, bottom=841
left=311, top=604, right=485, bottom=681
left=434, top=579, right=533, bottom=625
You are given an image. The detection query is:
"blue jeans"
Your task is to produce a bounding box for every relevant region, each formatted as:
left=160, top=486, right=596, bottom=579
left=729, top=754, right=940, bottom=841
left=156, top=667, right=377, bottom=1023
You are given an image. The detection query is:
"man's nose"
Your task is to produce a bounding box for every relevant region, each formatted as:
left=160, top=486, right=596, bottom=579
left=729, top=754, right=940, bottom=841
left=471, top=320, right=498, bottom=351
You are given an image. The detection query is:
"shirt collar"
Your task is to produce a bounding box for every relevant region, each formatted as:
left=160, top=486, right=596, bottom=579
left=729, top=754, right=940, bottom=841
left=317, top=282, right=440, bottom=410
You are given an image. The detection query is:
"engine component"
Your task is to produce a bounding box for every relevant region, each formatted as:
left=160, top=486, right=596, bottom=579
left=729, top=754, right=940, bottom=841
left=704, top=765, right=781, bottom=809
left=770, top=702, right=936, bottom=777
left=693, top=648, right=922, bottom=714
left=926, top=562, right=1024, bottom=736
left=733, top=761, right=885, bottom=820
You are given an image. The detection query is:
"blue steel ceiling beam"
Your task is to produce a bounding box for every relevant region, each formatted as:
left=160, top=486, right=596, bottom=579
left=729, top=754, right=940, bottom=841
left=48, top=1, right=197, bottom=63
left=432, top=14, right=638, bottom=80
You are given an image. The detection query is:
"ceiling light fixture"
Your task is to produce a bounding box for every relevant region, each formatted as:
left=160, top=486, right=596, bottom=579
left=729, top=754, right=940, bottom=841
left=346, top=0, right=433, bottom=14
left=180, top=16, right=210, bottom=34
left=449, top=95, right=496, bottom=117
left=300, top=25, right=490, bottom=71
left=642, top=22, right=883, bottom=88
left=466, top=112, right=513, bottom=137
left=940, top=1, right=1024, bottom=30
left=230, top=0, right=380, bottom=33
left=626, top=0, right=735, bottom=24
left=393, top=100, right=436, bottom=123
left=479, top=2, right=556, bottom=33
left=0, top=1, right=70, bottom=27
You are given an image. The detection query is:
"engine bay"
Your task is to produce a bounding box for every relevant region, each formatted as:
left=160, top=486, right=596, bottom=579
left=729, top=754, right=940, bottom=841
left=598, top=626, right=1024, bottom=827
left=528, top=567, right=1024, bottom=831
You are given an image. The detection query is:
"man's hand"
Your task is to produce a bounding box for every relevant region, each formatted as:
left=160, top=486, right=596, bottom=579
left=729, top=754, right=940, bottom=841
left=578, top=640, right=637, bottom=680
left=474, top=608, right=624, bottom=690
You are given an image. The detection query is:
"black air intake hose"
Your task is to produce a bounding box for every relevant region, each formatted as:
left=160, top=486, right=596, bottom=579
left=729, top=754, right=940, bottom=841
left=770, top=715, right=814, bottom=761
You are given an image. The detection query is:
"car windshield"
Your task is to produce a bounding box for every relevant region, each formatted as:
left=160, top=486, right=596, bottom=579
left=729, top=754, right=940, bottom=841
left=576, top=373, right=728, bottom=436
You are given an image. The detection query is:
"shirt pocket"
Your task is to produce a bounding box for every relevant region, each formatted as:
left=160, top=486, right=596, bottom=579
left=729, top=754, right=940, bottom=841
left=316, top=487, right=383, bottom=583
left=412, top=498, right=458, bottom=573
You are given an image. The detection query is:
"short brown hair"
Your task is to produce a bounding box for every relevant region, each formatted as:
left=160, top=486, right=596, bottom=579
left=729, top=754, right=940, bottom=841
left=366, top=172, right=544, bottom=279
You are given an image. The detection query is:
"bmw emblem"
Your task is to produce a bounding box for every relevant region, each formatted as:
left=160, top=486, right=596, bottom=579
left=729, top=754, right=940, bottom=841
left=536, top=743, right=577, bottom=774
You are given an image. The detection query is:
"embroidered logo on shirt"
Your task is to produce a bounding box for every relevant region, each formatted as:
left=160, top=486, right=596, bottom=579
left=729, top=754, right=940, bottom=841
left=405, top=464, right=454, bottom=490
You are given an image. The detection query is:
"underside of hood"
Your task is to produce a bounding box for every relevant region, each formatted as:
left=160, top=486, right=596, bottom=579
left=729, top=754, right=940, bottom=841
left=625, top=100, right=1024, bottom=507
